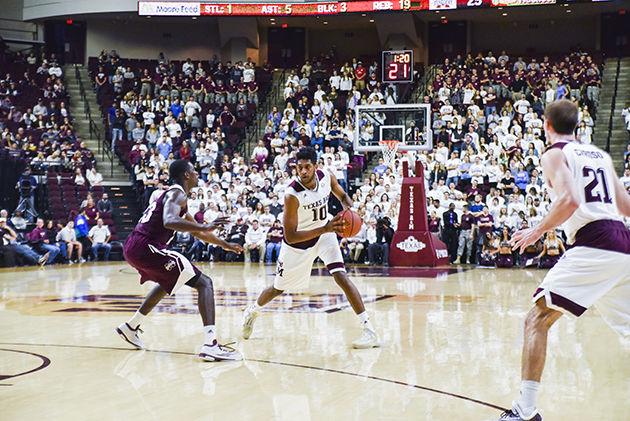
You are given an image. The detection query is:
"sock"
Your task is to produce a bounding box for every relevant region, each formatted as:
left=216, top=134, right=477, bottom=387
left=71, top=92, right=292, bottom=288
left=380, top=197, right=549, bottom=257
left=357, top=311, right=374, bottom=331
left=516, top=380, right=540, bottom=415
left=203, top=325, right=216, bottom=345
left=127, top=310, right=146, bottom=329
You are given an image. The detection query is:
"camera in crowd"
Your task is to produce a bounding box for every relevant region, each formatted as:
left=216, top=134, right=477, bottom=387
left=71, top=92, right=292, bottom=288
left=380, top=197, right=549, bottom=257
left=376, top=216, right=392, bottom=229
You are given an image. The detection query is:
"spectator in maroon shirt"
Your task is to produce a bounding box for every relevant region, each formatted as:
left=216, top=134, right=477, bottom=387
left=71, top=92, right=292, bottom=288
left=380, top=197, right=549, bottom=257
left=194, top=203, right=205, bottom=224
left=219, top=105, right=235, bottom=131
left=354, top=61, right=367, bottom=92
left=179, top=141, right=192, bottom=161
left=28, top=218, right=60, bottom=264
left=265, top=219, right=284, bottom=263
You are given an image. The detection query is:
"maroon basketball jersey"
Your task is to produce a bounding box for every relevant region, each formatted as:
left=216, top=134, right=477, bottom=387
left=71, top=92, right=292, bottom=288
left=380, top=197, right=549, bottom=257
left=132, top=185, right=187, bottom=246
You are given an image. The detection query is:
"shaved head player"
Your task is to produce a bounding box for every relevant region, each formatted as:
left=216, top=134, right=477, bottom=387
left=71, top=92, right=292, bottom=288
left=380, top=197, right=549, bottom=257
left=242, top=147, right=380, bottom=349
left=117, top=159, right=244, bottom=361
left=497, top=100, right=630, bottom=420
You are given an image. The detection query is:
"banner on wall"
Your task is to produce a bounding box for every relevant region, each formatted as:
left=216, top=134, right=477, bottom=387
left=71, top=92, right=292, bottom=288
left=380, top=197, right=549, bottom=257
left=138, top=2, right=201, bottom=16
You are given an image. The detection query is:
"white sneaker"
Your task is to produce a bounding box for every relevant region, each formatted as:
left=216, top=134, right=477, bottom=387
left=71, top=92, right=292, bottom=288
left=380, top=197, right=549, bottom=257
left=116, top=322, right=145, bottom=350
left=199, top=340, right=243, bottom=362
left=352, top=328, right=380, bottom=349
left=242, top=305, right=259, bottom=340
left=79, top=257, right=86, bottom=263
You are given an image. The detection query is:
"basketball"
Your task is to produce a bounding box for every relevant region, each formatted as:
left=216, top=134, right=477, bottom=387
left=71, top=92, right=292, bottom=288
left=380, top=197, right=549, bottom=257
left=338, top=209, right=363, bottom=238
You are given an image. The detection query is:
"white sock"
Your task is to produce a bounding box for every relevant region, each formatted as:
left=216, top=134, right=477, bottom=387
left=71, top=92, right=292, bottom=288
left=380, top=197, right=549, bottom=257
left=517, top=380, right=540, bottom=415
left=357, top=311, right=374, bottom=331
left=203, top=325, right=216, bottom=345
left=127, top=311, right=146, bottom=329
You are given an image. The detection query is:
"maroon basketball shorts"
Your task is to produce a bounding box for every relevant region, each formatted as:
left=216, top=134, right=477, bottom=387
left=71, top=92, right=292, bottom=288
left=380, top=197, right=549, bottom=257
left=124, top=233, right=201, bottom=294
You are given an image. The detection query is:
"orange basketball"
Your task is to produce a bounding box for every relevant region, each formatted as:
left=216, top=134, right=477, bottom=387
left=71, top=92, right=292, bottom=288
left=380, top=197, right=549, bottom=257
left=339, top=209, right=363, bottom=238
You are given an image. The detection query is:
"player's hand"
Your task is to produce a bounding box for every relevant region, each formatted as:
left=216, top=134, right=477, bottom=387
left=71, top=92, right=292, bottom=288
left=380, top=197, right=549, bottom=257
left=205, top=217, right=230, bottom=232
left=325, top=214, right=346, bottom=234
left=223, top=242, right=243, bottom=253
left=511, top=227, right=542, bottom=253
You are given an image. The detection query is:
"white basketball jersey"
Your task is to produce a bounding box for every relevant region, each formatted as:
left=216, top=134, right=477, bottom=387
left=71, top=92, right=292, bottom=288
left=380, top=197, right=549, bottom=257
left=548, top=141, right=622, bottom=244
left=285, top=169, right=332, bottom=231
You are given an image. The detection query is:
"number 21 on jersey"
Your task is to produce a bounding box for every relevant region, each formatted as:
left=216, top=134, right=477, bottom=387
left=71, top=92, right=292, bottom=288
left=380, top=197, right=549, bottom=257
left=583, top=166, right=612, bottom=204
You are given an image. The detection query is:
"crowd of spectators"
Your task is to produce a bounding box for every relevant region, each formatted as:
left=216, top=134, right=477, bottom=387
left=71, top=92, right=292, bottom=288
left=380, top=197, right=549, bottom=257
left=413, top=49, right=630, bottom=267
left=158, top=49, right=628, bottom=269
left=0, top=50, right=113, bottom=267
left=88, top=50, right=273, bottom=209
left=3, top=47, right=627, bottom=269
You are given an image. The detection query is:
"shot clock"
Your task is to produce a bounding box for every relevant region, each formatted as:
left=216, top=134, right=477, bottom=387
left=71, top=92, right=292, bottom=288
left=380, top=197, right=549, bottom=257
left=382, top=50, right=413, bottom=83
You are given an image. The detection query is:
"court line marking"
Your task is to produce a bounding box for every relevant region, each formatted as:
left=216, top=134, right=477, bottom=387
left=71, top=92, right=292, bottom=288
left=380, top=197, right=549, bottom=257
left=0, top=341, right=506, bottom=411
left=0, top=348, right=51, bottom=384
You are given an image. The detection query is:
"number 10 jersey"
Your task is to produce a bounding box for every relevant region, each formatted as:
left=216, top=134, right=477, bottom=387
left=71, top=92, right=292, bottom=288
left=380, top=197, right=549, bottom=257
left=547, top=141, right=622, bottom=244
left=285, top=169, right=332, bottom=236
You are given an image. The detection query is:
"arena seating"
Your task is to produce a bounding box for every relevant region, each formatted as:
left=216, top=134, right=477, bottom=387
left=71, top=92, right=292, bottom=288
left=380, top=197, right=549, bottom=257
left=0, top=50, right=122, bottom=266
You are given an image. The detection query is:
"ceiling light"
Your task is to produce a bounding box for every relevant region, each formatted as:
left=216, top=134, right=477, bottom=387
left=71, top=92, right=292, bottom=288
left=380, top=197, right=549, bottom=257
left=502, top=12, right=508, bottom=16
left=441, top=16, right=446, bottom=19
left=566, top=9, right=571, bottom=12
left=192, top=16, right=197, bottom=20
left=271, top=21, right=276, bottom=25
left=323, top=21, right=328, bottom=24
left=362, top=13, right=366, bottom=16
left=270, top=18, right=275, bottom=21
left=498, top=7, right=503, bottom=9
left=369, top=18, right=375, bottom=22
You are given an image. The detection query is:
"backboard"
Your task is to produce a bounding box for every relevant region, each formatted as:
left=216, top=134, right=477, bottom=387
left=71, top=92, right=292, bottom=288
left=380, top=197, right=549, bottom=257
left=354, top=103, right=432, bottom=153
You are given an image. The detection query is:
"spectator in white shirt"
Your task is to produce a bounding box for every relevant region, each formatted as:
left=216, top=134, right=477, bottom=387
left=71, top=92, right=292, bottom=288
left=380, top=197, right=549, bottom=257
left=88, top=219, right=112, bottom=261
left=244, top=219, right=266, bottom=263
left=57, top=221, right=84, bottom=263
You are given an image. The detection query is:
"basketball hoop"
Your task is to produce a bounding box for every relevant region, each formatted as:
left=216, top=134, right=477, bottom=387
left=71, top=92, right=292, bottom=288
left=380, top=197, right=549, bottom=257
left=378, top=140, right=400, bottom=168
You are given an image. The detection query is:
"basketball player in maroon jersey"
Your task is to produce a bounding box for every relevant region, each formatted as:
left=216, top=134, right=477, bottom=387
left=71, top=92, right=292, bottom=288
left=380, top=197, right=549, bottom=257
left=117, top=159, right=243, bottom=361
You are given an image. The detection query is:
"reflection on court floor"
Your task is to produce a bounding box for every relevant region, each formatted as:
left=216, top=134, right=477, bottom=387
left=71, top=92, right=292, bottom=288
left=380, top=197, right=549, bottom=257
left=1, top=262, right=628, bottom=420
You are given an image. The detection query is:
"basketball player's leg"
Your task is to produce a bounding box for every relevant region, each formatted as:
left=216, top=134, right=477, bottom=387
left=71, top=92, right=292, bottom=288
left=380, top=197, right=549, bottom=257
left=255, top=286, right=284, bottom=307
left=331, top=270, right=365, bottom=314
left=243, top=243, right=314, bottom=339
left=187, top=272, right=242, bottom=361
left=320, top=232, right=379, bottom=349
left=499, top=247, right=627, bottom=420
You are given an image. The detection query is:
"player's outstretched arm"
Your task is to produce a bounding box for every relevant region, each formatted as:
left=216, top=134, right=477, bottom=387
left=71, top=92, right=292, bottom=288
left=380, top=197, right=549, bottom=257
left=283, top=194, right=345, bottom=244
left=329, top=170, right=353, bottom=209
left=512, top=149, right=579, bottom=252
left=162, top=189, right=213, bottom=233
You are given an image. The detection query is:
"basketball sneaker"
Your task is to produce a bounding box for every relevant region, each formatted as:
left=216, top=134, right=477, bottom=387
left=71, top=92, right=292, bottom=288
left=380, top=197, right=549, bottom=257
left=352, top=327, right=380, bottom=349
left=242, top=305, right=259, bottom=339
left=199, top=340, right=243, bottom=362
left=497, top=402, right=542, bottom=421
left=116, top=322, right=145, bottom=350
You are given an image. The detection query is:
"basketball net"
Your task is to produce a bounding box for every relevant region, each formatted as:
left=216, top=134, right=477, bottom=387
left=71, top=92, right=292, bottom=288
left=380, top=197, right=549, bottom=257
left=378, top=140, right=400, bottom=168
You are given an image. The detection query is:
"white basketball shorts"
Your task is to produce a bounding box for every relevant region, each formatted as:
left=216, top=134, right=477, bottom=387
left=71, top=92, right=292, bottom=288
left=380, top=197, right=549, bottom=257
left=273, top=232, right=345, bottom=291
left=533, top=246, right=630, bottom=337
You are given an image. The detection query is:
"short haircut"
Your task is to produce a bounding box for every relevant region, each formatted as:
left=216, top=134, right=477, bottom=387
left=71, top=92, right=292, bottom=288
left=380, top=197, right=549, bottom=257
left=169, top=159, right=192, bottom=183
left=296, top=147, right=317, bottom=164
left=544, top=100, right=578, bottom=135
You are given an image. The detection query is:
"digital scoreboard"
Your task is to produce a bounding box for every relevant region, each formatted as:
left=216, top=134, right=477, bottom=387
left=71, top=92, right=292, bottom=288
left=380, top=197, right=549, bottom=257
left=382, top=50, right=413, bottom=83
left=138, top=0, right=562, bottom=16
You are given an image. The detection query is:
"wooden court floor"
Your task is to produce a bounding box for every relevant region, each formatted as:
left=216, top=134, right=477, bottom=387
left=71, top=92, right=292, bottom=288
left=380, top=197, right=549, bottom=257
left=1, top=262, right=628, bottom=420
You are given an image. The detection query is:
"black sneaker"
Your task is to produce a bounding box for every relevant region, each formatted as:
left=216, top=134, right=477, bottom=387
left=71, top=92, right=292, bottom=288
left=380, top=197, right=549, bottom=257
left=498, top=407, right=542, bottom=421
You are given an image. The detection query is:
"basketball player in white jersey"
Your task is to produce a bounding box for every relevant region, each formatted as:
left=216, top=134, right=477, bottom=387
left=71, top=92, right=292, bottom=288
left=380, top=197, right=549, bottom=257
left=242, top=147, right=380, bottom=349
left=497, top=100, right=630, bottom=421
